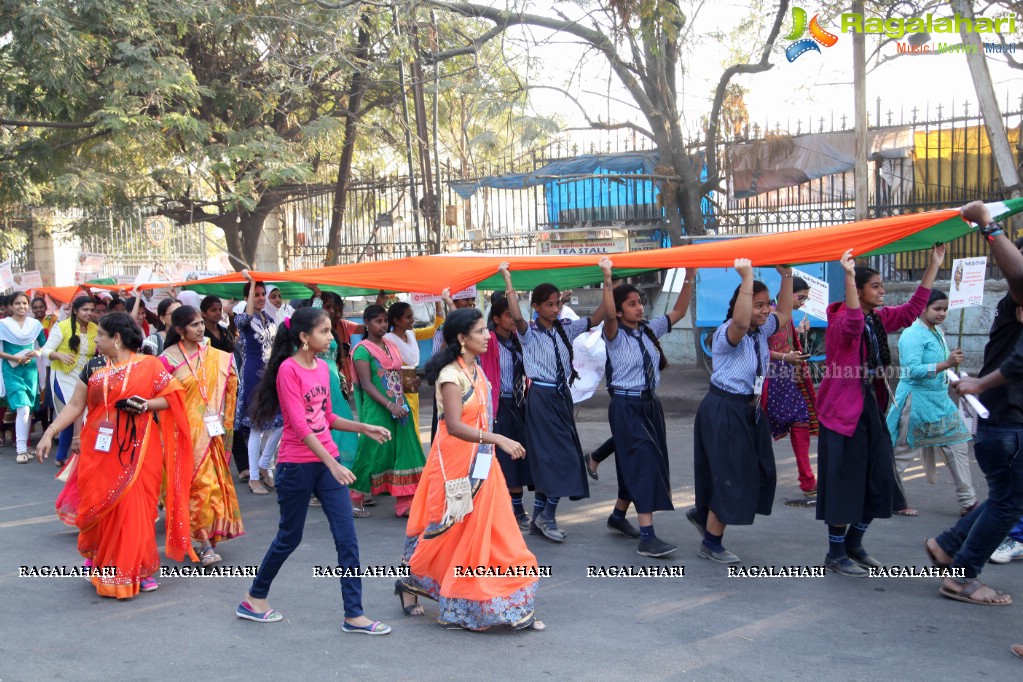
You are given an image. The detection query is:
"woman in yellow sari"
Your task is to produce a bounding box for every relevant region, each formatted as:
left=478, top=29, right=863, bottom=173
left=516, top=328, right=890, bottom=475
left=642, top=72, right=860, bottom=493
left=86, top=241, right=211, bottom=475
left=35, top=312, right=196, bottom=598
left=161, top=305, right=244, bottom=565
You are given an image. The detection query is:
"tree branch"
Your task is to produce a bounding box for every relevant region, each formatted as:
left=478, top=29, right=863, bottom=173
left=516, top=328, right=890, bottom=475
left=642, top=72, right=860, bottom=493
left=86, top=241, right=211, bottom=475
left=524, top=85, right=654, bottom=140
left=704, top=0, right=790, bottom=188
left=0, top=117, right=99, bottom=130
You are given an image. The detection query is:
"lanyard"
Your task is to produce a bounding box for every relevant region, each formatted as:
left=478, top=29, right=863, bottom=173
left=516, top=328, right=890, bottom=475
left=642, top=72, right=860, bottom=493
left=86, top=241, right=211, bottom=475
left=102, top=354, right=135, bottom=420
left=178, top=343, right=211, bottom=408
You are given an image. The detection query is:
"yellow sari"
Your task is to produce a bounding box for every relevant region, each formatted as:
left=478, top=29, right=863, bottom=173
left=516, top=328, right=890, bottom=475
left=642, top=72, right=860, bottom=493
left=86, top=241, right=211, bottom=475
left=162, top=344, right=243, bottom=546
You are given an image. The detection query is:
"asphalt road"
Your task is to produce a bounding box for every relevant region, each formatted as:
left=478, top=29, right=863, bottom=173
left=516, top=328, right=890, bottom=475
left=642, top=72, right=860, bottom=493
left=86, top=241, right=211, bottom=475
left=2, top=413, right=1022, bottom=681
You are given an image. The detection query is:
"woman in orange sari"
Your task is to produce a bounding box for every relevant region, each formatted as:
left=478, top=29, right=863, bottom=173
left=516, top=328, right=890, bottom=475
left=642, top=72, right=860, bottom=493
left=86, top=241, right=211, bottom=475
left=395, top=308, right=544, bottom=631
left=160, top=305, right=244, bottom=566
left=35, top=312, right=196, bottom=598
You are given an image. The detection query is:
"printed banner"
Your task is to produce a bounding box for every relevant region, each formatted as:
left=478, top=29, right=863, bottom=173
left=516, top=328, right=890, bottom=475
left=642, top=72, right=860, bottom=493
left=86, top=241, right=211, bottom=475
left=410, top=285, right=477, bottom=304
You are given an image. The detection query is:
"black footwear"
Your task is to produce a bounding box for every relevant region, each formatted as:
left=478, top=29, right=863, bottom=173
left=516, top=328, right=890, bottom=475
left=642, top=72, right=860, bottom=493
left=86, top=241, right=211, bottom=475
left=393, top=579, right=424, bottom=616
left=607, top=515, right=641, bottom=538
left=515, top=512, right=531, bottom=530
left=846, top=547, right=882, bottom=569
left=583, top=452, right=599, bottom=480
left=697, top=543, right=740, bottom=564
left=685, top=507, right=705, bottom=536
left=824, top=554, right=869, bottom=577
left=637, top=537, right=677, bottom=558
left=530, top=515, right=566, bottom=543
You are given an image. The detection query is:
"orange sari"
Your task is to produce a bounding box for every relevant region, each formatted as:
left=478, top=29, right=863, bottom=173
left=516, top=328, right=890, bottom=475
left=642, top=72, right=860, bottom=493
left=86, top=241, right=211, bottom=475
left=163, top=344, right=243, bottom=547
left=403, top=359, right=539, bottom=630
left=76, top=354, right=196, bottom=598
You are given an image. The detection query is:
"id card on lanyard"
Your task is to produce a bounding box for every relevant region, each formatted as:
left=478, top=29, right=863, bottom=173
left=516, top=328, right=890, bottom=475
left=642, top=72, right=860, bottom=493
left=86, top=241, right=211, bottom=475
left=180, top=344, right=225, bottom=437
left=99, top=355, right=135, bottom=452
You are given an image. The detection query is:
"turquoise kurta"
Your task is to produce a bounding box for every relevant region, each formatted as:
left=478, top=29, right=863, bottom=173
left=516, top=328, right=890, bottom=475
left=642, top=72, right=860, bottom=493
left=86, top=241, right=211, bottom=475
left=1, top=331, right=47, bottom=410
left=886, top=320, right=971, bottom=448
left=317, top=338, right=359, bottom=468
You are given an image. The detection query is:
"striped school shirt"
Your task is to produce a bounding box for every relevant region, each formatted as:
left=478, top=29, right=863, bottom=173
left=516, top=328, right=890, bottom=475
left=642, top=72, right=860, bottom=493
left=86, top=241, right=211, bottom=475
left=710, top=314, right=779, bottom=394
left=604, top=315, right=671, bottom=392
left=495, top=333, right=523, bottom=393
left=519, top=317, right=591, bottom=384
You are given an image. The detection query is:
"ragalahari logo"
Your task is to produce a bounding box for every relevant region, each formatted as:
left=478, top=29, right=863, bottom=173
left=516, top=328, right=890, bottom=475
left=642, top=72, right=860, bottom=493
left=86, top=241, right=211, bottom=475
left=785, top=7, right=838, bottom=62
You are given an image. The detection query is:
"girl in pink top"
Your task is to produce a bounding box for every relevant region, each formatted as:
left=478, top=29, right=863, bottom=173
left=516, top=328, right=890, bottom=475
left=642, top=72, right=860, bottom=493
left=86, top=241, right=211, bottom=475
left=236, top=306, right=394, bottom=635
left=816, top=246, right=943, bottom=577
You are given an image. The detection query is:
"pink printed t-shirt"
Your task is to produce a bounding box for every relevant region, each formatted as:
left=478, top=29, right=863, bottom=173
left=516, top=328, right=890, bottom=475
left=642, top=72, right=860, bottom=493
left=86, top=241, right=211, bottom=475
left=276, top=356, right=342, bottom=464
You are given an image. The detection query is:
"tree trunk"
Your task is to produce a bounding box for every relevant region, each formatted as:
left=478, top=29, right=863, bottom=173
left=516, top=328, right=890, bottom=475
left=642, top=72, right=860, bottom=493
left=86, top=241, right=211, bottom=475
left=214, top=195, right=283, bottom=271
left=325, top=12, right=372, bottom=266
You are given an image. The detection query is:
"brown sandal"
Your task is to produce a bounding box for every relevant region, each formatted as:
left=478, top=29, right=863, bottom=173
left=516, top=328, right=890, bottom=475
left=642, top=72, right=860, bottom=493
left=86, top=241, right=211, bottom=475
left=249, top=480, right=270, bottom=495
left=939, top=579, right=1012, bottom=606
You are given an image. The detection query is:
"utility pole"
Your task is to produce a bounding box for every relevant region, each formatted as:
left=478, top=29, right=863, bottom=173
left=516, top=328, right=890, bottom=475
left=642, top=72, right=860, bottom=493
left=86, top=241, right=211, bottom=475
left=852, top=0, right=869, bottom=220
left=952, top=0, right=1021, bottom=200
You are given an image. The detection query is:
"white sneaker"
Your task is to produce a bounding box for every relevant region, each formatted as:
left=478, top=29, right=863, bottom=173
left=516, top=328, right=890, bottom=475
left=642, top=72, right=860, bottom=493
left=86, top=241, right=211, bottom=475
left=990, top=538, right=1023, bottom=564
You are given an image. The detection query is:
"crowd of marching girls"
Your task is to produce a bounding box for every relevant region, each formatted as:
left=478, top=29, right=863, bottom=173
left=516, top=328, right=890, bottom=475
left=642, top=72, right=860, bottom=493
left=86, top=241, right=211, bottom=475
left=4, top=201, right=1023, bottom=635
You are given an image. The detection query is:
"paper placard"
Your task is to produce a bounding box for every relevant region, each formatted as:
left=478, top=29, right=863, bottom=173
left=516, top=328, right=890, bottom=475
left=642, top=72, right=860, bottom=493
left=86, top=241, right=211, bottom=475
left=661, top=268, right=688, bottom=293
left=0, top=260, right=14, bottom=291
left=790, top=268, right=829, bottom=321
left=13, top=271, right=43, bottom=289
left=948, top=257, right=987, bottom=310
left=410, top=285, right=476, bottom=304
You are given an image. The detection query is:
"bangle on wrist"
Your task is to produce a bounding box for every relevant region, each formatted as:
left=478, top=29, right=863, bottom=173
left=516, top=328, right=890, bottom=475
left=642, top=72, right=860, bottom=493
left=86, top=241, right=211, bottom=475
left=781, top=274, right=793, bottom=278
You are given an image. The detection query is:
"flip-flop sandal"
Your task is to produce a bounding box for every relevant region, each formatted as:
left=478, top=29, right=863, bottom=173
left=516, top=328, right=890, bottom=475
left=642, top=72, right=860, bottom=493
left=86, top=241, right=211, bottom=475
left=939, top=579, right=1012, bottom=606
left=200, top=548, right=223, bottom=567
left=236, top=601, right=284, bottom=622
left=895, top=508, right=919, bottom=516
left=924, top=539, right=952, bottom=569
left=352, top=507, right=371, bottom=518
left=341, top=620, right=391, bottom=635
left=362, top=497, right=377, bottom=507
left=16, top=452, right=30, bottom=463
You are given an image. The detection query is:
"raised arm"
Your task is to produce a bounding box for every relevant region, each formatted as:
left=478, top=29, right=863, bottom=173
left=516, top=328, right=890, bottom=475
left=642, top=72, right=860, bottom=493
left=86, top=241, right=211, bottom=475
left=599, top=257, right=618, bottom=341
left=920, top=243, right=945, bottom=290
left=666, top=268, right=697, bottom=326
left=499, top=262, right=528, bottom=334
left=726, top=259, right=755, bottom=346
left=242, top=270, right=257, bottom=316
left=774, top=264, right=794, bottom=330
left=962, top=200, right=1023, bottom=304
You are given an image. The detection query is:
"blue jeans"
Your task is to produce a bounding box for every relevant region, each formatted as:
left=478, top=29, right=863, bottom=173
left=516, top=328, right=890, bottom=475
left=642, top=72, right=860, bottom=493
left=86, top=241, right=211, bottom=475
left=53, top=380, right=73, bottom=464
left=936, top=423, right=1023, bottom=579
left=248, top=460, right=363, bottom=617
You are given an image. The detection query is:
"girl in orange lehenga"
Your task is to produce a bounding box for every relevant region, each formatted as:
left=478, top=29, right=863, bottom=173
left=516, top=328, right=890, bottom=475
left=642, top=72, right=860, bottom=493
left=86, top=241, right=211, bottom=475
left=395, top=308, right=545, bottom=631
left=160, top=305, right=244, bottom=565
left=36, top=312, right=196, bottom=598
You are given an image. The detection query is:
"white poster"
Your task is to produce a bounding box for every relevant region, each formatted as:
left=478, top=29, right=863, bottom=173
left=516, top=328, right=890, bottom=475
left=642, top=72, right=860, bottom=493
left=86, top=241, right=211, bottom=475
left=948, top=257, right=987, bottom=310
left=791, top=268, right=829, bottom=321
left=184, top=270, right=228, bottom=282
left=410, top=285, right=477, bottom=304
left=13, top=270, right=43, bottom=289
left=660, top=268, right=688, bottom=293
left=0, top=261, right=14, bottom=291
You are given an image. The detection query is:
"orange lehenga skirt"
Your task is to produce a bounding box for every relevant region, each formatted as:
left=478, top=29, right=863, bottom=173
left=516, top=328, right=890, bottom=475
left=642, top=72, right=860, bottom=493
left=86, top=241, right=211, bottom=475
left=402, top=361, right=538, bottom=629
left=74, top=355, right=196, bottom=598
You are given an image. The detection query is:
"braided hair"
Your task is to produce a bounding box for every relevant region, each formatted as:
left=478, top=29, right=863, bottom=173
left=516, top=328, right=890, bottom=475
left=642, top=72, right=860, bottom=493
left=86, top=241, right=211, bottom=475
left=531, top=283, right=579, bottom=385
left=613, top=284, right=668, bottom=371
left=67, top=296, right=94, bottom=353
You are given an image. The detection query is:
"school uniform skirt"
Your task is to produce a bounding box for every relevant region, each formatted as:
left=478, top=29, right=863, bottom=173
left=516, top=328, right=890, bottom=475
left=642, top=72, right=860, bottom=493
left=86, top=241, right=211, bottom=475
left=693, top=386, right=776, bottom=525
left=523, top=383, right=589, bottom=500
left=608, top=391, right=673, bottom=514
left=816, top=388, right=906, bottom=525
left=494, top=396, right=533, bottom=490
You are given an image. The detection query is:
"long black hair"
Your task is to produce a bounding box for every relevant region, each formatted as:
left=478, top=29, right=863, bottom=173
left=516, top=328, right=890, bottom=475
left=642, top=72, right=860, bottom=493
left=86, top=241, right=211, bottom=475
left=613, top=284, right=668, bottom=371
left=100, top=312, right=143, bottom=352
left=424, top=308, right=483, bottom=384
left=530, top=282, right=579, bottom=385
left=250, top=306, right=330, bottom=428
left=155, top=297, right=180, bottom=331
left=723, top=281, right=769, bottom=323
left=163, top=305, right=201, bottom=349
left=68, top=296, right=94, bottom=353
left=387, top=301, right=412, bottom=332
